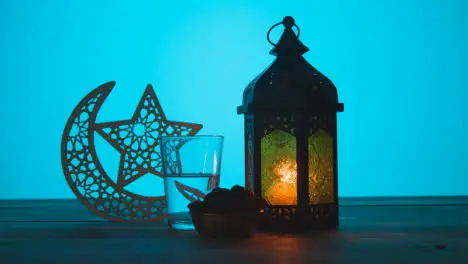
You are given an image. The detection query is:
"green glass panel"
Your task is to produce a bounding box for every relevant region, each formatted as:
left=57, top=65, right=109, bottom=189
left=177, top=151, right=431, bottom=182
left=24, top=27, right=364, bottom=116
left=308, top=129, right=334, bottom=204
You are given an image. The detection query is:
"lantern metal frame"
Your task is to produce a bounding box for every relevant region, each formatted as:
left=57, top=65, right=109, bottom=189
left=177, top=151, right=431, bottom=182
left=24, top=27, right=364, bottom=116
left=237, top=16, right=344, bottom=232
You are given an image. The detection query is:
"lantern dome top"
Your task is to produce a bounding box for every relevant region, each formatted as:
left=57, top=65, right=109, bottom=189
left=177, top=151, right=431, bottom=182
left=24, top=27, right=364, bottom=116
left=237, top=16, right=344, bottom=115
left=268, top=16, right=309, bottom=57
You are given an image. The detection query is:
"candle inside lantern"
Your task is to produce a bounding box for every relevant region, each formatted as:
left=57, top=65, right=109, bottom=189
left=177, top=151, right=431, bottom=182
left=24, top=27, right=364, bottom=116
left=266, top=160, right=297, bottom=205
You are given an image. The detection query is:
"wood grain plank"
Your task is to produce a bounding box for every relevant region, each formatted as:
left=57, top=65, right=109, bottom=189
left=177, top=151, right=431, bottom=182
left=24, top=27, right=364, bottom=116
left=0, top=198, right=467, bottom=263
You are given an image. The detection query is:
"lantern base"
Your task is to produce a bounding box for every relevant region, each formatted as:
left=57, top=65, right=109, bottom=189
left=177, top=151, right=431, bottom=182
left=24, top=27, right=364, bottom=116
left=258, top=203, right=338, bottom=232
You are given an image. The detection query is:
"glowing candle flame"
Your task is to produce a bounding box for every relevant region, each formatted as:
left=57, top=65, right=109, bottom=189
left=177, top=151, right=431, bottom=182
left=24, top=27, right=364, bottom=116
left=276, top=162, right=297, bottom=184
left=266, top=160, right=298, bottom=205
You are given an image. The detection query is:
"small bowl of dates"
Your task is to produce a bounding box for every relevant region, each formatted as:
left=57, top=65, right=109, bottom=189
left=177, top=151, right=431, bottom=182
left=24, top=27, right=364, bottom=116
left=188, top=185, right=268, bottom=238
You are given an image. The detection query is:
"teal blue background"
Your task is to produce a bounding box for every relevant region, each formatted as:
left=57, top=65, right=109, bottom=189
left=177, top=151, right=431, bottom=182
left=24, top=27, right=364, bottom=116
left=1, top=0, right=467, bottom=199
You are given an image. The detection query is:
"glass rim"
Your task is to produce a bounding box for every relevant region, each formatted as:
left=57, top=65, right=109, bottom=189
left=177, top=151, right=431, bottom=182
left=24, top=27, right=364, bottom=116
left=159, top=135, right=224, bottom=140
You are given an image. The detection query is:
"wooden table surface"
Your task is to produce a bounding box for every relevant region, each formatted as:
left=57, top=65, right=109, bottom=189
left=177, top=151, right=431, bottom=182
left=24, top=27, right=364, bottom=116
left=1, top=197, right=468, bottom=263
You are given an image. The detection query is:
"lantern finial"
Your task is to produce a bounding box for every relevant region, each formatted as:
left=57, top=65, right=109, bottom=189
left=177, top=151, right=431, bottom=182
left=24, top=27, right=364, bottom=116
left=267, top=16, right=309, bottom=57
left=282, top=16, right=295, bottom=29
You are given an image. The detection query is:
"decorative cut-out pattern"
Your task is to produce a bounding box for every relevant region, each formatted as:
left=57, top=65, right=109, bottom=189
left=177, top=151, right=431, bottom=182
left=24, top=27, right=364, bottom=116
left=263, top=115, right=296, bottom=136
left=269, top=206, right=296, bottom=221
left=308, top=129, right=334, bottom=204
left=61, top=81, right=203, bottom=222
left=95, top=85, right=201, bottom=187
left=159, top=137, right=189, bottom=176
left=260, top=204, right=337, bottom=231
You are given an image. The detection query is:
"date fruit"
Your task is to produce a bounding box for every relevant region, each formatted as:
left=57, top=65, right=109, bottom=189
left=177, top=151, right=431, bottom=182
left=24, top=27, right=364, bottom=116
left=188, top=185, right=267, bottom=214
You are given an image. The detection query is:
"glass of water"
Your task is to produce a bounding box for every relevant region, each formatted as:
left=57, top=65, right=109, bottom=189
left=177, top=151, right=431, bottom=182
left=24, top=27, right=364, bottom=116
left=160, top=135, right=224, bottom=230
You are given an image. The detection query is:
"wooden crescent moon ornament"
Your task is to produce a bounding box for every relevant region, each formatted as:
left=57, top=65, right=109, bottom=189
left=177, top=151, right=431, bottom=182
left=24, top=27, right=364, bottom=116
left=61, top=81, right=203, bottom=222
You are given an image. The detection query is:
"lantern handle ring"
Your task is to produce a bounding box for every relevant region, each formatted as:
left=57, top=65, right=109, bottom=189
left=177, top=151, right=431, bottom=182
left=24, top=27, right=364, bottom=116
left=267, top=16, right=301, bottom=46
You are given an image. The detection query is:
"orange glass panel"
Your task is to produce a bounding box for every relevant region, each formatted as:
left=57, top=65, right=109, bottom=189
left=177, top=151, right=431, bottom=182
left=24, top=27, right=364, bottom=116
left=261, top=130, right=297, bottom=205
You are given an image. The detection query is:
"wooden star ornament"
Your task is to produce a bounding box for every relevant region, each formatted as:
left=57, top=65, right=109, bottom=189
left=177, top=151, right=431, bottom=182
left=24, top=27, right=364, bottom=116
left=95, top=84, right=203, bottom=188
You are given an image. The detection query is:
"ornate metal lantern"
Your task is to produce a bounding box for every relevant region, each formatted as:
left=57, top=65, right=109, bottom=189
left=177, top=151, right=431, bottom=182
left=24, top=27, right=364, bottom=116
left=237, top=16, right=344, bottom=232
